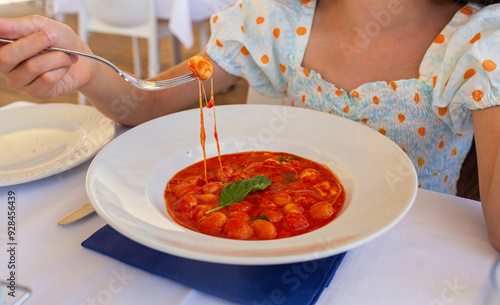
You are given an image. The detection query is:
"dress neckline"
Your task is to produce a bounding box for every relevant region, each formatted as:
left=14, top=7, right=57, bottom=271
left=295, top=1, right=480, bottom=96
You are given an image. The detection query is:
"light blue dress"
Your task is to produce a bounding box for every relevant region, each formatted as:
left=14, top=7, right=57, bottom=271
left=206, top=0, right=500, bottom=195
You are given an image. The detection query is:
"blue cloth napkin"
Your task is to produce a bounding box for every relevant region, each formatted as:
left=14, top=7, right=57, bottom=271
left=82, top=225, right=346, bottom=305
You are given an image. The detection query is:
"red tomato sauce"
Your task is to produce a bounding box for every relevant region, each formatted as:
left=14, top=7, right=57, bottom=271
left=164, top=151, right=346, bottom=240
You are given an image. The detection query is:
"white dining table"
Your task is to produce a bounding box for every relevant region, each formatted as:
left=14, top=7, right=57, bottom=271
left=0, top=101, right=498, bottom=305
left=44, top=0, right=236, bottom=49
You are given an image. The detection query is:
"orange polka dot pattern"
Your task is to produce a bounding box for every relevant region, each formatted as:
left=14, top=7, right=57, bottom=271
left=205, top=1, right=500, bottom=195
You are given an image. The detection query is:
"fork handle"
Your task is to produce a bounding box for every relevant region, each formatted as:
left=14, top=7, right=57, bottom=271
left=0, top=38, right=121, bottom=74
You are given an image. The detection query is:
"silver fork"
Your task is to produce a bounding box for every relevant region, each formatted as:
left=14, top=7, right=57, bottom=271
left=0, top=38, right=196, bottom=91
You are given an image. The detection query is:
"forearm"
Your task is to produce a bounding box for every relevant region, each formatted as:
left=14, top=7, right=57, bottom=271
left=78, top=64, right=165, bottom=126
left=479, top=140, right=500, bottom=251
left=472, top=107, right=500, bottom=251
left=0, top=14, right=239, bottom=126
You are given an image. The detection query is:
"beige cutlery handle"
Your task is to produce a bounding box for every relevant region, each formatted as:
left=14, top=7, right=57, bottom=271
left=57, top=201, right=95, bottom=225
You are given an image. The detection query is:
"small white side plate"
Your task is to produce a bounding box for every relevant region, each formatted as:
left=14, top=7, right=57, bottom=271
left=0, top=103, right=115, bottom=186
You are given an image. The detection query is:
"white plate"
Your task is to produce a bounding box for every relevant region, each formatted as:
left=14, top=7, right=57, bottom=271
left=0, top=103, right=115, bottom=186
left=87, top=105, right=418, bottom=265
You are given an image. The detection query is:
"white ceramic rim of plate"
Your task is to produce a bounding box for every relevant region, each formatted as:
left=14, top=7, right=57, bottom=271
left=87, top=104, right=418, bottom=265
left=0, top=103, right=115, bottom=186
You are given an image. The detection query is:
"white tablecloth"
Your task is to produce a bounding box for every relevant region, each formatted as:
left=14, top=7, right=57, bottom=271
left=0, top=102, right=498, bottom=305
left=45, top=0, right=236, bottom=48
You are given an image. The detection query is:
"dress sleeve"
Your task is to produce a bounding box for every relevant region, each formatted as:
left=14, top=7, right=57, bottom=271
left=431, top=4, right=500, bottom=134
left=206, top=0, right=301, bottom=98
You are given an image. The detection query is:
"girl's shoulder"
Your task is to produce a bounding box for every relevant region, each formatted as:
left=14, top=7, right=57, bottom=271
left=460, top=3, right=500, bottom=29
left=470, top=2, right=500, bottom=16
left=421, top=3, right=500, bottom=83
left=228, top=0, right=303, bottom=11
left=207, top=0, right=314, bottom=97
left=425, top=3, right=500, bottom=134
left=235, top=0, right=306, bottom=19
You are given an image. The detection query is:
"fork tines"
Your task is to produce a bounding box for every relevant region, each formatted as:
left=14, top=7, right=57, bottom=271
left=159, top=73, right=197, bottom=87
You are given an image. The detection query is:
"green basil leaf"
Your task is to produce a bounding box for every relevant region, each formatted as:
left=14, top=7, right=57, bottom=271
left=250, top=215, right=270, bottom=222
left=281, top=172, right=295, bottom=182
left=279, top=155, right=288, bottom=163
left=205, top=176, right=272, bottom=214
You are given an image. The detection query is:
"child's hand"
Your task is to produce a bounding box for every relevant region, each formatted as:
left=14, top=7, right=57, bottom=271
left=0, top=15, right=94, bottom=99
